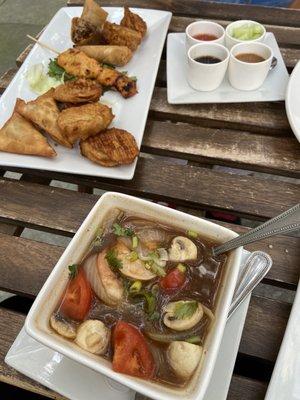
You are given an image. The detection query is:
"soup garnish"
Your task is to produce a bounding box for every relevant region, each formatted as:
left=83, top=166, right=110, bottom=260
left=49, top=209, right=226, bottom=386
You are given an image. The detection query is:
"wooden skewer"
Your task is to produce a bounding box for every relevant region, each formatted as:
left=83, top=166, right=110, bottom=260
left=26, top=34, right=60, bottom=55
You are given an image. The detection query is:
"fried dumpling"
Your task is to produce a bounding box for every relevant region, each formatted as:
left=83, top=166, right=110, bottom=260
left=80, top=128, right=139, bottom=166
left=53, top=78, right=102, bottom=103
left=102, top=21, right=142, bottom=51
left=15, top=97, right=72, bottom=148
left=121, top=7, right=147, bottom=38
left=57, top=102, right=114, bottom=144
left=0, top=112, right=56, bottom=157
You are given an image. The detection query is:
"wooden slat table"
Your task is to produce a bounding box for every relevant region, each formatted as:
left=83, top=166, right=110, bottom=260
left=0, top=1, right=299, bottom=399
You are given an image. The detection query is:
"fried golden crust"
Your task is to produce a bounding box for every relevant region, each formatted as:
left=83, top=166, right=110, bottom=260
left=0, top=112, right=56, bottom=158
left=57, top=102, right=114, bottom=144
left=57, top=49, right=101, bottom=79
left=102, top=21, right=142, bottom=51
left=71, top=17, right=103, bottom=45
left=15, top=97, right=72, bottom=148
left=80, top=128, right=139, bottom=166
left=120, top=7, right=147, bottom=38
left=97, top=66, right=120, bottom=87
left=53, top=78, right=102, bottom=103
left=115, top=75, right=137, bottom=98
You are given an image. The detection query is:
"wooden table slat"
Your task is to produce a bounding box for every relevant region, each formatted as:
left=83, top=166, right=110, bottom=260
left=67, top=0, right=300, bottom=27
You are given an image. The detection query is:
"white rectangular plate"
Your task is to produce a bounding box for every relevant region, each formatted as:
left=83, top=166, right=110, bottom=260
left=0, top=7, right=171, bottom=180
left=167, top=32, right=289, bottom=104
left=5, top=250, right=251, bottom=400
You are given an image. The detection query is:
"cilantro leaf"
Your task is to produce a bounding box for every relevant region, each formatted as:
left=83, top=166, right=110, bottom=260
left=68, top=264, right=79, bottom=279
left=48, top=58, right=75, bottom=82
left=130, top=290, right=156, bottom=315
left=105, top=249, right=123, bottom=270
left=102, top=63, right=116, bottom=70
left=173, top=301, right=198, bottom=320
left=113, top=223, right=134, bottom=237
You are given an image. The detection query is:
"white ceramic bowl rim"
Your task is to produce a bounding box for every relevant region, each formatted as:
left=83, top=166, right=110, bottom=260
left=230, top=42, right=273, bottom=66
left=186, top=20, right=225, bottom=43
left=226, top=19, right=266, bottom=43
left=188, top=43, right=230, bottom=67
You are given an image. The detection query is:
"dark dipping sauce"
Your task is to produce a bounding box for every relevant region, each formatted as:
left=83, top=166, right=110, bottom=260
left=193, top=33, right=218, bottom=41
left=51, top=210, right=227, bottom=388
left=235, top=53, right=265, bottom=63
left=194, top=56, right=222, bottom=64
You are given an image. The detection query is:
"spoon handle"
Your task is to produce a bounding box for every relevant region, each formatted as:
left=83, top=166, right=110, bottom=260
left=228, top=251, right=272, bottom=319
left=213, top=203, right=300, bottom=256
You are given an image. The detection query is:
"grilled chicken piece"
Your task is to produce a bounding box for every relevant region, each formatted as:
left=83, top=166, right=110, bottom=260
left=121, top=7, right=147, bottom=38
left=80, top=128, right=139, bottom=167
left=57, top=48, right=101, bottom=79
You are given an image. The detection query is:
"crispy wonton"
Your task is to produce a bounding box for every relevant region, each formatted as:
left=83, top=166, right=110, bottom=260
left=15, top=97, right=72, bottom=148
left=121, top=7, right=147, bottom=38
left=80, top=128, right=139, bottom=166
left=53, top=78, right=102, bottom=103
left=102, top=21, right=142, bottom=51
left=57, top=102, right=114, bottom=144
left=0, top=112, right=56, bottom=157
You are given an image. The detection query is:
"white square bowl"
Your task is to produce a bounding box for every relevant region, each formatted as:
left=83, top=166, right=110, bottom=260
left=25, top=192, right=242, bottom=400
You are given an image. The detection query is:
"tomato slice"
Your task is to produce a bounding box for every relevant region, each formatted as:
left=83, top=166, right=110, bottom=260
left=60, top=268, right=92, bottom=321
left=160, top=267, right=187, bottom=292
left=113, top=321, right=156, bottom=379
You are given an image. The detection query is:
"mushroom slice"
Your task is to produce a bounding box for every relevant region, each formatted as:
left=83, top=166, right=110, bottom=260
left=168, top=236, right=197, bottom=262
left=163, top=301, right=203, bottom=331
left=75, top=320, right=110, bottom=355
left=50, top=314, right=77, bottom=339
left=167, top=341, right=202, bottom=379
left=114, top=241, right=156, bottom=281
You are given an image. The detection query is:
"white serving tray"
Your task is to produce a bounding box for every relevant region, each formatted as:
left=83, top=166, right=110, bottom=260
left=286, top=61, right=300, bottom=143
left=0, top=7, right=171, bottom=180
left=6, top=250, right=252, bottom=400
left=167, top=32, right=289, bottom=104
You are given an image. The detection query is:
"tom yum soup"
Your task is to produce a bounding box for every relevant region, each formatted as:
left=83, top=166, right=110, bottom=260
left=49, top=210, right=226, bottom=386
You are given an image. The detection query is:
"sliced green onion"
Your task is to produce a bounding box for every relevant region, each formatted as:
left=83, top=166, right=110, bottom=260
left=186, top=335, right=201, bottom=344
left=129, top=280, right=142, bottom=294
left=128, top=251, right=138, bottom=262
left=132, top=235, right=138, bottom=248
left=177, top=263, right=186, bottom=273
left=187, top=230, right=198, bottom=238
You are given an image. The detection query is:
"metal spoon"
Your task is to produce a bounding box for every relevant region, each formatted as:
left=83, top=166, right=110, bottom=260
left=228, top=251, right=272, bottom=319
left=213, top=203, right=300, bottom=257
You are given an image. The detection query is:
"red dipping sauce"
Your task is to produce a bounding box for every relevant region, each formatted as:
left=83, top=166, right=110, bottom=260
left=193, top=33, right=218, bottom=41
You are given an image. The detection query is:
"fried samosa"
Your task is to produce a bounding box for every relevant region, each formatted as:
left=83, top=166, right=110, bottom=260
left=71, top=17, right=103, bottom=46
left=58, top=102, right=114, bottom=144
left=81, top=0, right=108, bottom=28
left=76, top=45, right=133, bottom=67
left=80, top=128, right=139, bottom=166
left=0, top=112, right=56, bottom=157
left=54, top=78, right=102, bottom=103
left=102, top=21, right=142, bottom=51
left=15, top=97, right=72, bottom=148
left=57, top=48, right=101, bottom=79
left=121, top=7, right=147, bottom=38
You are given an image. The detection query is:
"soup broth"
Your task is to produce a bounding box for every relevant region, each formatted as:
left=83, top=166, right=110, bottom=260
left=50, top=209, right=227, bottom=387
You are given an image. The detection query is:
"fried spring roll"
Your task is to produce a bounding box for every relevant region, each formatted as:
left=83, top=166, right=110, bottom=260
left=76, top=45, right=133, bottom=67
left=102, top=21, right=142, bottom=51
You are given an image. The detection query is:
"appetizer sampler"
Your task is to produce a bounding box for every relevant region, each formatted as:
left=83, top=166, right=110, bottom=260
left=0, top=0, right=147, bottom=168
left=50, top=210, right=225, bottom=386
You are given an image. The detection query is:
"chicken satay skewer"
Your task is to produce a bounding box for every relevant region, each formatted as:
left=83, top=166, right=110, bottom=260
left=26, top=35, right=60, bottom=55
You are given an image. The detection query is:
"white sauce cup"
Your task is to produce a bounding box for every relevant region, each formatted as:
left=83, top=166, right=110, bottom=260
left=187, top=43, right=229, bottom=91
left=186, top=21, right=225, bottom=51
left=228, top=42, right=273, bottom=91
left=225, top=20, right=266, bottom=50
